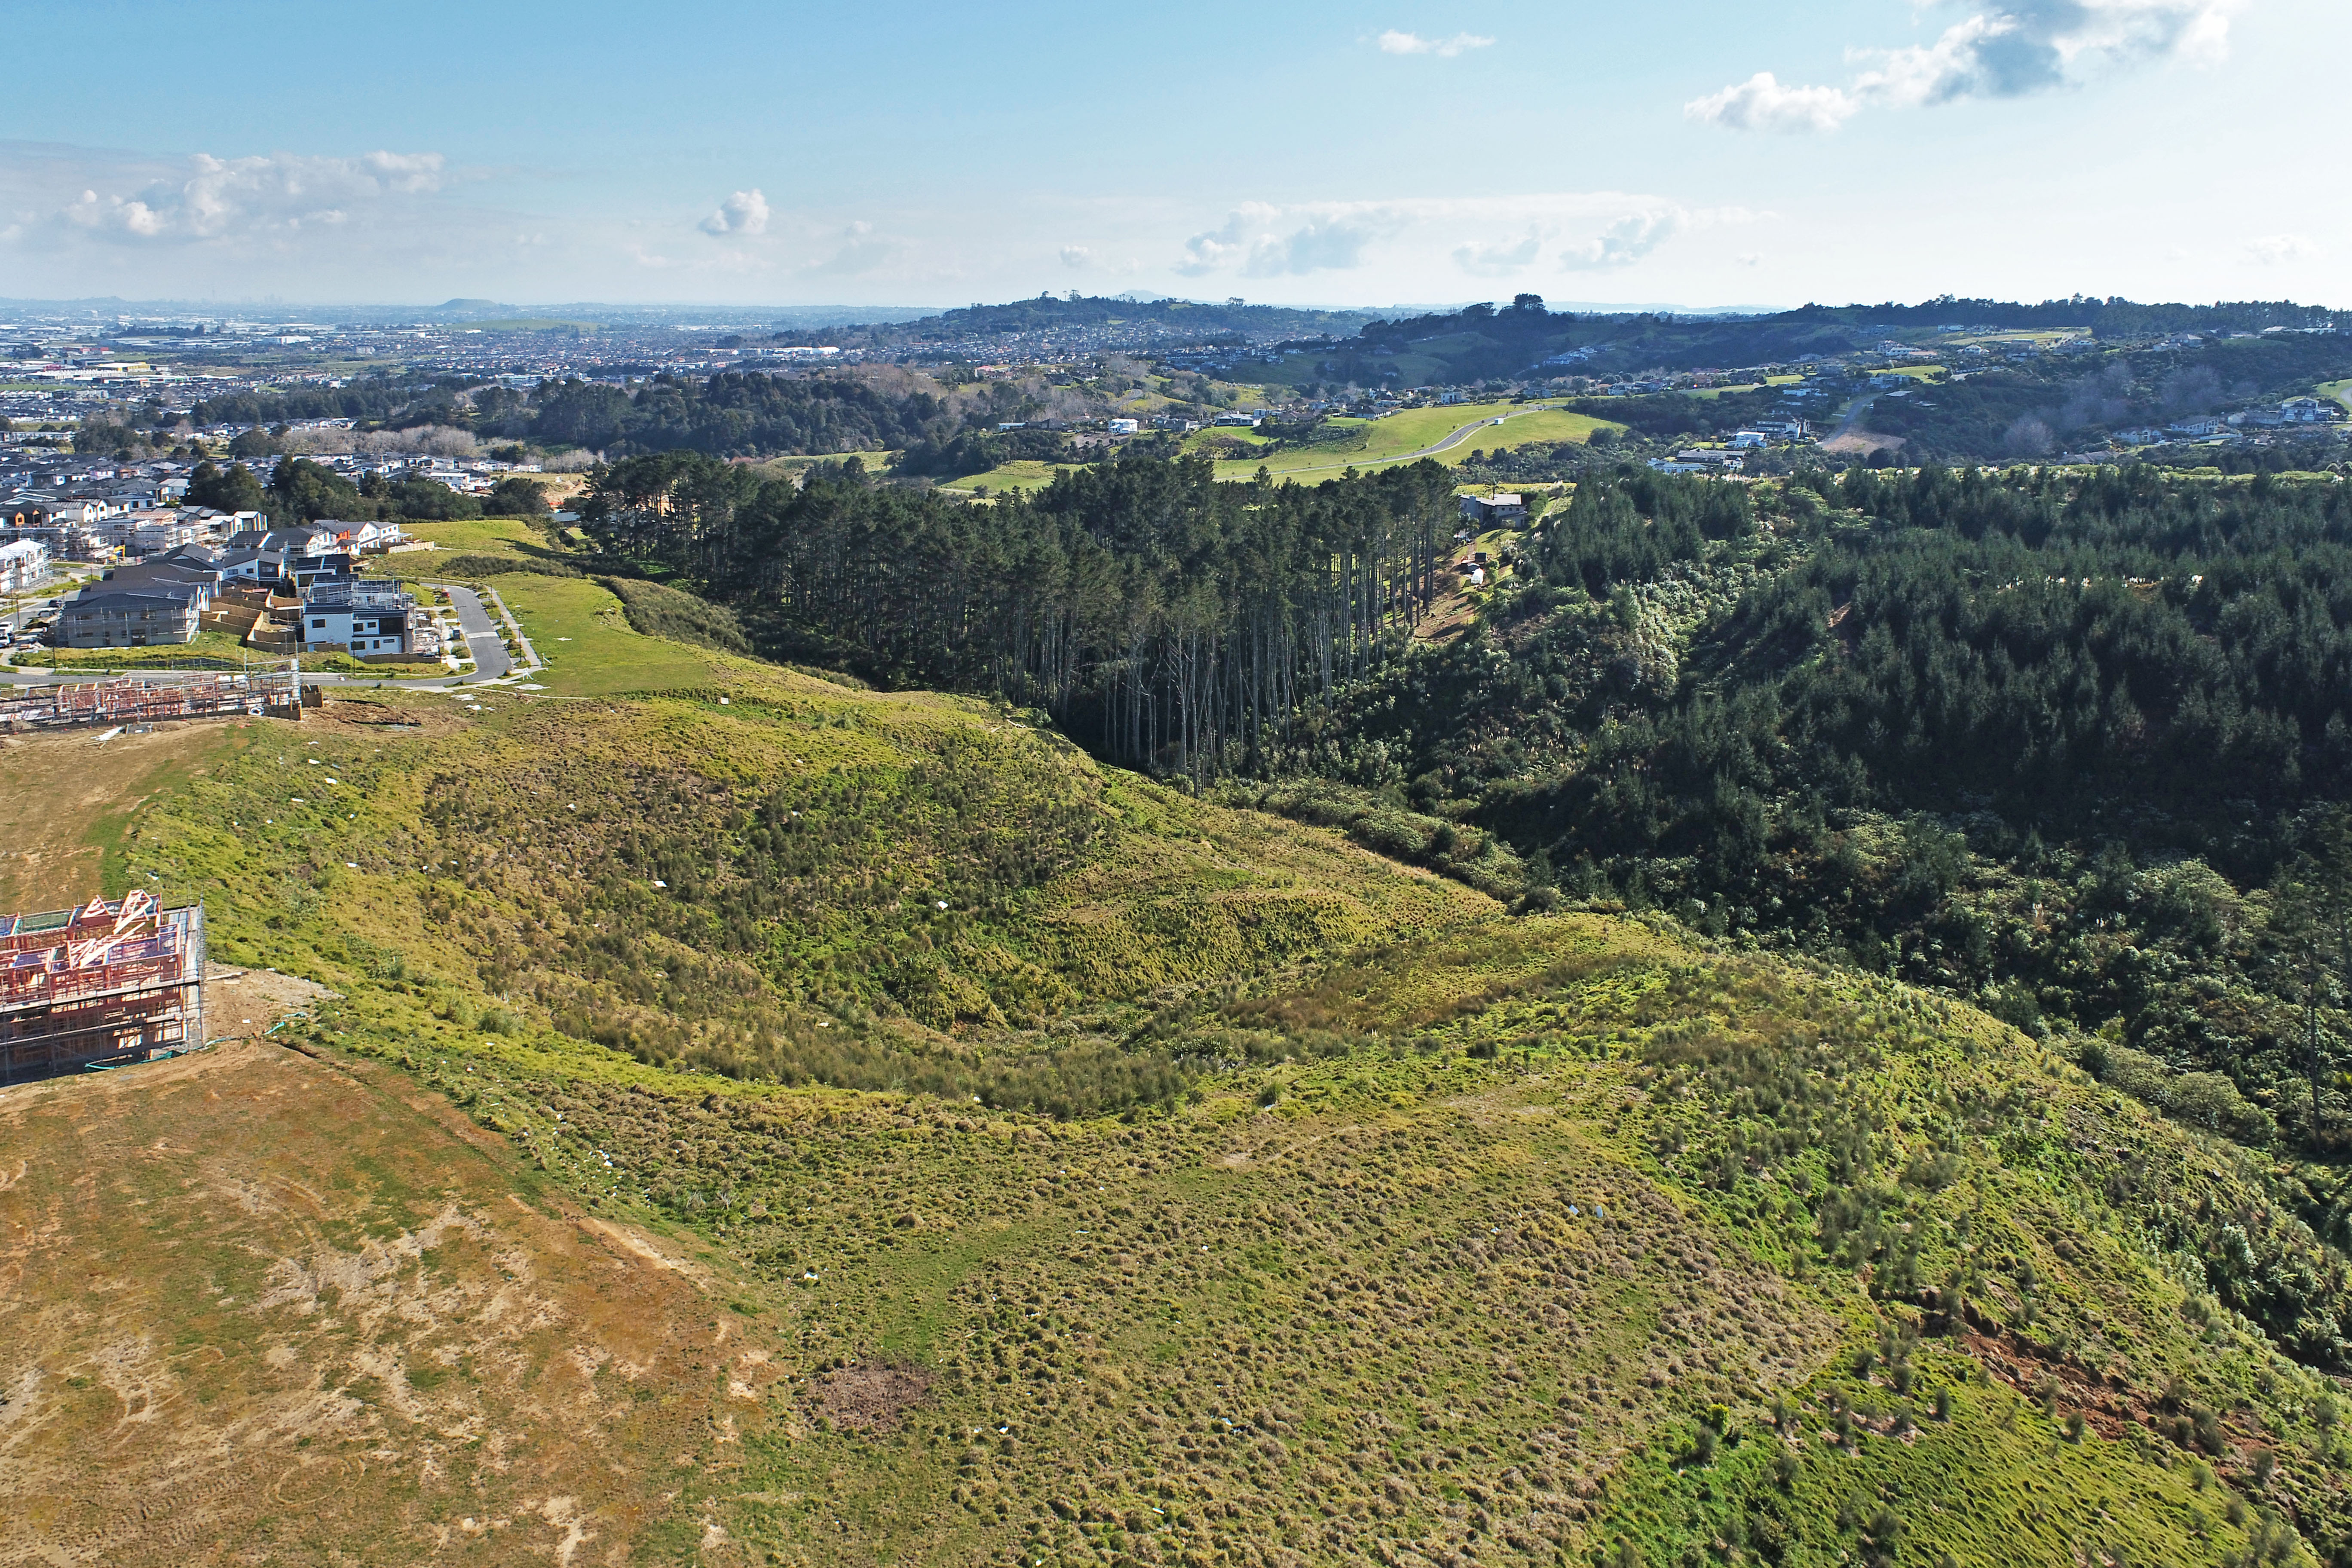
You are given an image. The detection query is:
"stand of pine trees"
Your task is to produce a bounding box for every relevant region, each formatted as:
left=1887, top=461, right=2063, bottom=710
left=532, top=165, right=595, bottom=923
left=581, top=452, right=1459, bottom=778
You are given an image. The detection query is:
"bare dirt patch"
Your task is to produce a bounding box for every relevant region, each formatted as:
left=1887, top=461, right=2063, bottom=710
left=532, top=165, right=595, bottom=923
left=203, top=964, right=337, bottom=1042
left=0, top=1038, right=789, bottom=1565
left=814, top=1360, right=934, bottom=1433
left=0, top=721, right=259, bottom=912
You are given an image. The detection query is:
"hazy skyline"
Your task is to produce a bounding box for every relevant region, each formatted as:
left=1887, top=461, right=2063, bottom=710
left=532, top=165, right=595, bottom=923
left=3, top=0, right=2342, bottom=309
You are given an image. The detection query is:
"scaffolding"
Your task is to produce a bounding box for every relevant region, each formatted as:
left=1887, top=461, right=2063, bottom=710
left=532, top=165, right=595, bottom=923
left=0, top=892, right=207, bottom=1083
left=0, top=671, right=303, bottom=732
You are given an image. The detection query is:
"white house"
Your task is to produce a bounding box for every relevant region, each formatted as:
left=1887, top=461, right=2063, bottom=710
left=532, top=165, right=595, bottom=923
left=0, top=537, right=47, bottom=592
left=1728, top=430, right=1769, bottom=450
left=301, top=578, right=418, bottom=655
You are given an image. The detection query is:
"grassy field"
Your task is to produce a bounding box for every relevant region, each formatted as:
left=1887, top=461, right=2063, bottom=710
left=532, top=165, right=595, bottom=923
left=2, top=576, right=2344, bottom=1564
left=489, top=571, right=730, bottom=695
left=1200, top=402, right=1617, bottom=482
left=2318, top=379, right=2352, bottom=417
left=941, top=458, right=1086, bottom=497
left=398, top=513, right=556, bottom=560
left=1689, top=374, right=1806, bottom=401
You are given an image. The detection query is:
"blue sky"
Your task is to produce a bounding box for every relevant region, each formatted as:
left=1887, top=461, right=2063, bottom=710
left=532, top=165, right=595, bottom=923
left=2, top=0, right=2342, bottom=309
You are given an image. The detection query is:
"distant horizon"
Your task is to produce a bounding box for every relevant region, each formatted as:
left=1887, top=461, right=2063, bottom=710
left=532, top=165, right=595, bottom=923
left=5, top=290, right=2346, bottom=325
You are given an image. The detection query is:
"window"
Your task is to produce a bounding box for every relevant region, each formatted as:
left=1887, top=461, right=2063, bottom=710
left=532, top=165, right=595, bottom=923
left=311, top=618, right=326, bottom=628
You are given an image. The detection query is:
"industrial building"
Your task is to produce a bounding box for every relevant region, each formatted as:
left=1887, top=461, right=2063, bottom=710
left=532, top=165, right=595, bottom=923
left=0, top=892, right=206, bottom=1084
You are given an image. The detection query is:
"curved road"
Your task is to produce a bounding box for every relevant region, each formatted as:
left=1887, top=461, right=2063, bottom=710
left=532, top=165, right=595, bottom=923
left=1256, top=405, right=1562, bottom=479
left=0, top=582, right=528, bottom=693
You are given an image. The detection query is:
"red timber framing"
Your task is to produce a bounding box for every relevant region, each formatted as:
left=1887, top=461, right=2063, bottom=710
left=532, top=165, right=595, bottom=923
left=0, top=891, right=206, bottom=1084
left=0, top=671, right=303, bottom=733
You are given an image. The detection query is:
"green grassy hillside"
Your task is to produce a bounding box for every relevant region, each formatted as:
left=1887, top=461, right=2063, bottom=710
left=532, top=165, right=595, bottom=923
left=3, top=588, right=2346, bottom=1565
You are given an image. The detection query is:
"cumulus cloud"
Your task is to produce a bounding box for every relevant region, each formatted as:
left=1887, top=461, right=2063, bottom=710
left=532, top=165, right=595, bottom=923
left=1452, top=233, right=1544, bottom=277
left=1061, top=244, right=1093, bottom=267
left=1178, top=202, right=1406, bottom=277
left=1691, top=0, right=2245, bottom=133
left=1177, top=196, right=1751, bottom=281
left=1376, top=29, right=1494, bottom=57
left=56, top=150, right=448, bottom=241
left=2245, top=233, right=2316, bottom=264
left=699, top=188, right=770, bottom=236
left=1558, top=209, right=1698, bottom=270
left=1685, top=72, right=1861, bottom=133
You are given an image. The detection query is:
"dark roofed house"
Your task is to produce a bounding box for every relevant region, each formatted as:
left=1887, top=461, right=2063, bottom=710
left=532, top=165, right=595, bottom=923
left=56, top=584, right=204, bottom=647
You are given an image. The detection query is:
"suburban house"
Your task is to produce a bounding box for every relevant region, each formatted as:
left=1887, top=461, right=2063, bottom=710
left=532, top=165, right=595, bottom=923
left=1458, top=493, right=1527, bottom=526
left=300, top=578, right=419, bottom=656
left=227, top=525, right=345, bottom=560
left=290, top=553, right=359, bottom=593
left=55, top=582, right=205, bottom=647
left=0, top=537, right=47, bottom=593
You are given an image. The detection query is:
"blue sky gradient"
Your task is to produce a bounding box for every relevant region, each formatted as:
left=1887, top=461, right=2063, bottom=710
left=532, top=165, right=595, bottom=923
left=2, top=0, right=2341, bottom=308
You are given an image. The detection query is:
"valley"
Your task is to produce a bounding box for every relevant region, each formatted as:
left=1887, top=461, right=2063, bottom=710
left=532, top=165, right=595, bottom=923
left=5, top=506, right=2348, bottom=1563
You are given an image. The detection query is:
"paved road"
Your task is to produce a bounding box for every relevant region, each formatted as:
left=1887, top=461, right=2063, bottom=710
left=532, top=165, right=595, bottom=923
left=0, top=582, right=527, bottom=692
left=439, top=583, right=512, bottom=684
left=1248, top=406, right=1556, bottom=479
left=1821, top=391, right=1885, bottom=452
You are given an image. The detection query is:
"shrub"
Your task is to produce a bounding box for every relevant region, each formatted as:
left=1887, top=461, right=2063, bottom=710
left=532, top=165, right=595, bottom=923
left=604, top=576, right=752, bottom=653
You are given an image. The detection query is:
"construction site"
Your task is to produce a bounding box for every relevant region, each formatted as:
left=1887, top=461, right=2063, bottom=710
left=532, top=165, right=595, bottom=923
left=0, top=891, right=207, bottom=1084
left=0, top=670, right=308, bottom=733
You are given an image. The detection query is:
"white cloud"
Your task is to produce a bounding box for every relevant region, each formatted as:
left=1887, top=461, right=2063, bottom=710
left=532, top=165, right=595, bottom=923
left=2244, top=233, right=2316, bottom=264
left=1376, top=29, right=1494, bottom=57
left=1060, top=244, right=1093, bottom=267
left=1453, top=233, right=1544, bottom=277
left=1178, top=202, right=1406, bottom=277
left=1685, top=73, right=1861, bottom=133
left=1559, top=209, right=1695, bottom=270
left=699, top=188, right=770, bottom=236
left=55, top=150, right=448, bottom=242
left=1694, top=0, right=2246, bottom=133
left=1177, top=196, right=1752, bottom=281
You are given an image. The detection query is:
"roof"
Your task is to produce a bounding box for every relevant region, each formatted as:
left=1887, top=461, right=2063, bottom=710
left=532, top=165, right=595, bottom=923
left=61, top=585, right=204, bottom=612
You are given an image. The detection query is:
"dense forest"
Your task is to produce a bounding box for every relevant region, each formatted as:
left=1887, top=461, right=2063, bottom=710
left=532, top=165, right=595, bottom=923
left=580, top=454, right=2352, bottom=1193
left=580, top=452, right=1457, bottom=775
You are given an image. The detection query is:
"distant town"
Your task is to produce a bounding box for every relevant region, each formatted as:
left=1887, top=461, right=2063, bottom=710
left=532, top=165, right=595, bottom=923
left=4, top=291, right=2348, bottom=663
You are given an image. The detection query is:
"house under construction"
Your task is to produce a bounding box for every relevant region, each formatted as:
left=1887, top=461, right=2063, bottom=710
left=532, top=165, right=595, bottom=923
left=1, top=892, right=206, bottom=1084
left=0, top=671, right=305, bottom=733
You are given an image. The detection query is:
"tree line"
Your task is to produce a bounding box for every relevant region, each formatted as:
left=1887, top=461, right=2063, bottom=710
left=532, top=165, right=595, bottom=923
left=580, top=451, right=1459, bottom=777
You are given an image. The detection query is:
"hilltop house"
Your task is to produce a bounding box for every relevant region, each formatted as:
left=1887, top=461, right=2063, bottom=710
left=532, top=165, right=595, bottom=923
left=1459, top=493, right=1527, bottom=526
left=300, top=578, right=420, bottom=656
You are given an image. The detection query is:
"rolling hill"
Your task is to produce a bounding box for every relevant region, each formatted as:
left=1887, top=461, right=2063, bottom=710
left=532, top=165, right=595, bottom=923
left=0, top=537, right=2345, bottom=1566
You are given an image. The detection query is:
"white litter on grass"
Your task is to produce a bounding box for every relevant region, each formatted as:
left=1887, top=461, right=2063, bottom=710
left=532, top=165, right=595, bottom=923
left=652, top=879, right=667, bottom=888
left=345, top=862, right=358, bottom=869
